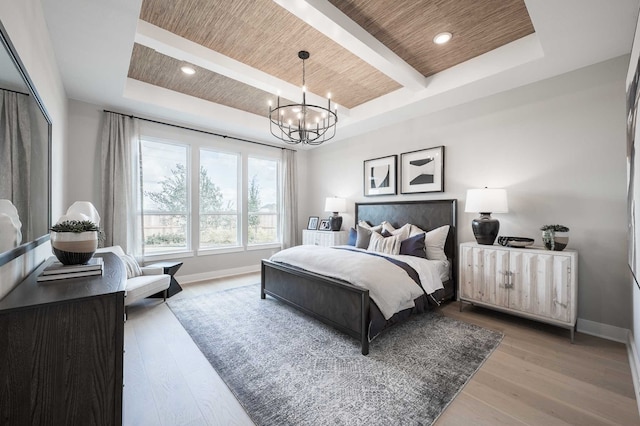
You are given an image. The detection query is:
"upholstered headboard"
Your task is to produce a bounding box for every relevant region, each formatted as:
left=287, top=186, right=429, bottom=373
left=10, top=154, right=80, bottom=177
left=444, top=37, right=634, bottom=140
left=355, top=199, right=458, bottom=284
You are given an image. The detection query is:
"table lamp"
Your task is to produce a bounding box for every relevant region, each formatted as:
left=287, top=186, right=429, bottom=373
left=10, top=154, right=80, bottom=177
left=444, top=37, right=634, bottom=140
left=324, top=197, right=346, bottom=231
left=465, top=188, right=508, bottom=245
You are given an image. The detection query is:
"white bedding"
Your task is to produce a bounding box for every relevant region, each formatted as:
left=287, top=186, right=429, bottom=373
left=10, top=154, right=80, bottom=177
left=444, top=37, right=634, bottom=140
left=269, top=245, right=444, bottom=320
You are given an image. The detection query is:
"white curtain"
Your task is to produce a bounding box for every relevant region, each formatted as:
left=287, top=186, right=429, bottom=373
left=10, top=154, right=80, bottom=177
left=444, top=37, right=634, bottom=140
left=0, top=90, right=31, bottom=239
left=281, top=149, right=298, bottom=248
left=101, top=112, right=143, bottom=257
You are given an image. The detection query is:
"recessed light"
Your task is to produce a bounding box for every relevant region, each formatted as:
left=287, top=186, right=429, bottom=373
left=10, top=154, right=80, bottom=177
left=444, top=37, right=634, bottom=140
left=181, top=65, right=196, bottom=75
left=433, top=32, right=452, bottom=45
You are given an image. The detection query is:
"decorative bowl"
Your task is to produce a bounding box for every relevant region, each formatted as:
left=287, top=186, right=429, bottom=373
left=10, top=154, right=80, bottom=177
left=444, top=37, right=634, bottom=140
left=497, top=236, right=535, bottom=248
left=50, top=230, right=98, bottom=265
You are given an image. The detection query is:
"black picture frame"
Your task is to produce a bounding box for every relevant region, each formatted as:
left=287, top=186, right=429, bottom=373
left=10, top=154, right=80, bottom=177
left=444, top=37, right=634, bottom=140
left=363, top=155, right=397, bottom=196
left=307, top=216, right=319, bottom=230
left=318, top=219, right=331, bottom=231
left=400, top=146, right=444, bottom=194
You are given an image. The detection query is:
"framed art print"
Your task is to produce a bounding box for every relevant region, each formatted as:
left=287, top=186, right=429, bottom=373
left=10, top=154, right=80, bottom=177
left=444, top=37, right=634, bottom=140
left=363, top=155, right=397, bottom=196
left=401, top=146, right=444, bottom=194
left=307, top=216, right=319, bottom=230
left=318, top=219, right=331, bottom=231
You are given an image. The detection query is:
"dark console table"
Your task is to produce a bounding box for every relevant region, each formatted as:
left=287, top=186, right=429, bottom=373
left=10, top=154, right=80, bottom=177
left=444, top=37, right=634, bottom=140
left=0, top=252, right=126, bottom=426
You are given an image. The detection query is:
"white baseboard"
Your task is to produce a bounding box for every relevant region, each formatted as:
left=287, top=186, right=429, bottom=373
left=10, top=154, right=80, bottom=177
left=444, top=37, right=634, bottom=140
left=627, top=331, right=640, bottom=417
left=576, top=318, right=629, bottom=343
left=179, top=265, right=260, bottom=285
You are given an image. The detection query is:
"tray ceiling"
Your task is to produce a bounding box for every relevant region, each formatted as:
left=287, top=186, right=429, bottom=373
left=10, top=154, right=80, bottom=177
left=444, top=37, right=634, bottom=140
left=41, top=0, right=640, bottom=148
left=130, top=0, right=534, bottom=116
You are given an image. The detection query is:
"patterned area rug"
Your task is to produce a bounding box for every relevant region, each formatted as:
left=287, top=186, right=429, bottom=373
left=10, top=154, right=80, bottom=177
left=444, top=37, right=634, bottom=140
left=168, top=284, right=503, bottom=426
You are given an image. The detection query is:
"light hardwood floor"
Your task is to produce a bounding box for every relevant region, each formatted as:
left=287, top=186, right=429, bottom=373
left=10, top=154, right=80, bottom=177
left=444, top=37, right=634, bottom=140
left=124, top=272, right=640, bottom=425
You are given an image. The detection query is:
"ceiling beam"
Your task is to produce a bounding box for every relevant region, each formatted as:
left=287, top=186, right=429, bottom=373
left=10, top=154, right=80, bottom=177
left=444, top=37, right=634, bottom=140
left=272, top=0, right=427, bottom=91
left=135, top=19, right=351, bottom=116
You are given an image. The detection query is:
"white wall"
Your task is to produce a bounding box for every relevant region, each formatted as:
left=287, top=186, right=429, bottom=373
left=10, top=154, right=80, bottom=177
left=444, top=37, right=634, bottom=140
left=0, top=1, right=68, bottom=297
left=302, top=56, right=630, bottom=331
left=66, top=99, right=309, bottom=279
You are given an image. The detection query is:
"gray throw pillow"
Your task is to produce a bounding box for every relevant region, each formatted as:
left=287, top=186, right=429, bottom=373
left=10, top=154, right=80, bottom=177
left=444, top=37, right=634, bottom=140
left=355, top=225, right=373, bottom=249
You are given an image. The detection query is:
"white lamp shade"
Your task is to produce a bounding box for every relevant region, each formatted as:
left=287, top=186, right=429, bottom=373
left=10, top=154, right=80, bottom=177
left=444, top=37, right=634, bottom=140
left=324, top=197, right=347, bottom=213
left=465, top=188, right=508, bottom=213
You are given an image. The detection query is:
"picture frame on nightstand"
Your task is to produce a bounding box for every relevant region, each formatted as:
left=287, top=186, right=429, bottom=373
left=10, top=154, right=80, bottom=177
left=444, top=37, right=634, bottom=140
left=318, top=219, right=331, bottom=231
left=307, top=216, right=319, bottom=230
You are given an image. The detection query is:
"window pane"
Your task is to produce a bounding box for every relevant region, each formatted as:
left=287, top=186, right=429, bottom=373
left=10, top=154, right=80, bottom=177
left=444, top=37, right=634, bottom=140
left=200, top=149, right=239, bottom=248
left=143, top=214, right=187, bottom=253
left=141, top=140, right=189, bottom=253
left=248, top=157, right=279, bottom=244
left=200, top=214, right=239, bottom=248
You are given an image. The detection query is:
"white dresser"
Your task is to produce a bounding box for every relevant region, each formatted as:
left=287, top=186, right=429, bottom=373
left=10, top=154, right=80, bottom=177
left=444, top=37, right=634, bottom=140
left=302, top=230, right=349, bottom=247
left=459, top=242, right=578, bottom=341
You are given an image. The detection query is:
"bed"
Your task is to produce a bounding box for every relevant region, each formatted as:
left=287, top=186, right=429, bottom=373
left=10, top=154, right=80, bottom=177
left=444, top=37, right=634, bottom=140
left=261, top=199, right=457, bottom=355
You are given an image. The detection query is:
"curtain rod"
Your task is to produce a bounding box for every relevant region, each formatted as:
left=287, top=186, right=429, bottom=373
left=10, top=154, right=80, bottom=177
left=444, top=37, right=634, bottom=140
left=102, top=109, right=296, bottom=152
left=1, top=87, right=29, bottom=96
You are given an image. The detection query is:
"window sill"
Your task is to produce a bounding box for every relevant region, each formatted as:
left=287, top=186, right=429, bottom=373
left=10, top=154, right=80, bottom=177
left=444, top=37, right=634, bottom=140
left=197, top=246, right=245, bottom=256
left=246, top=243, right=282, bottom=251
left=143, top=250, right=194, bottom=263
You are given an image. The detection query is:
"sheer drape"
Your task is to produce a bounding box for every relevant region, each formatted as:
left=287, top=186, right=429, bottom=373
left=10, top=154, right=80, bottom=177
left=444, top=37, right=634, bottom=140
left=0, top=90, right=31, bottom=239
left=281, top=149, right=298, bottom=248
left=101, top=112, right=143, bottom=257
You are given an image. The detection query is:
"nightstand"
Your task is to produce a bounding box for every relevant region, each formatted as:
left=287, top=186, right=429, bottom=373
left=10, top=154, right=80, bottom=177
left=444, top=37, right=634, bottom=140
left=302, top=230, right=349, bottom=246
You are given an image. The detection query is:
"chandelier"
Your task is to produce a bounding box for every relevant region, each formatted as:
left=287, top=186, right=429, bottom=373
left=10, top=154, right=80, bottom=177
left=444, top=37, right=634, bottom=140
left=268, top=51, right=338, bottom=145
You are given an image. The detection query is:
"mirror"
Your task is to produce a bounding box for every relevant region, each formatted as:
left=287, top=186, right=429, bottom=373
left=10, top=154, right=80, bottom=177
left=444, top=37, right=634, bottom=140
left=0, top=21, right=51, bottom=267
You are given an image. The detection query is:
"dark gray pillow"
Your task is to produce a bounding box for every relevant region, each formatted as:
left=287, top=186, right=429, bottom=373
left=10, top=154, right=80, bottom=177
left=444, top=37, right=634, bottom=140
left=355, top=225, right=372, bottom=249
left=399, top=233, right=427, bottom=258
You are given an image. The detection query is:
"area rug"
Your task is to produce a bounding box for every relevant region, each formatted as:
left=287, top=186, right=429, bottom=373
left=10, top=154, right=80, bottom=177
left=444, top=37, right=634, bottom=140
left=168, top=284, right=503, bottom=426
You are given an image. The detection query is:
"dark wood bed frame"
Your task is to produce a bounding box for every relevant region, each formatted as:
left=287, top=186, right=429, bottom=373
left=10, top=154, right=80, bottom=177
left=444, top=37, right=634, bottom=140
left=261, top=199, right=457, bottom=355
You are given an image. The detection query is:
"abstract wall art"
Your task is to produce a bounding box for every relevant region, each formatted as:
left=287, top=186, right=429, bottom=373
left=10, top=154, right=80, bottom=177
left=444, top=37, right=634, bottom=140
left=363, top=155, right=397, bottom=196
left=400, top=146, right=444, bottom=194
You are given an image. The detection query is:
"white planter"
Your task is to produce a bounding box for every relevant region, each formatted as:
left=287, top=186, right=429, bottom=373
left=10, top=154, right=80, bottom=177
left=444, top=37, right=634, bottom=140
left=51, top=231, right=98, bottom=265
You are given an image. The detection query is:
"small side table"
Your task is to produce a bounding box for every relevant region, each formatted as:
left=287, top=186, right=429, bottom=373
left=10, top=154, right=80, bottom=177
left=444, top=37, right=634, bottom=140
left=147, top=261, right=183, bottom=298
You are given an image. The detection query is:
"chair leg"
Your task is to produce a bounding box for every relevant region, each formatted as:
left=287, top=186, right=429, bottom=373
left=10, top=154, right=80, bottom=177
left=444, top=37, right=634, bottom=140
left=163, top=289, right=167, bottom=302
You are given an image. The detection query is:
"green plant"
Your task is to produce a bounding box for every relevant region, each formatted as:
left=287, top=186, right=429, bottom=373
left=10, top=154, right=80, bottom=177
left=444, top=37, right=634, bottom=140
left=51, top=220, right=100, bottom=233
left=540, top=224, right=569, bottom=232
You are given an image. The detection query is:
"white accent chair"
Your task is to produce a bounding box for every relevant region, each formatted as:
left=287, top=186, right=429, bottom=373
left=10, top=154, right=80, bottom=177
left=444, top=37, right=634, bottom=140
left=96, top=246, right=170, bottom=312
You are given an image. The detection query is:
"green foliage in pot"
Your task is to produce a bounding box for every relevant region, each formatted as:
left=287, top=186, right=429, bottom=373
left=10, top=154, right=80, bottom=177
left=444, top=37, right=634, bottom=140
left=540, top=224, right=569, bottom=251
left=540, top=224, right=570, bottom=232
left=51, top=220, right=100, bottom=233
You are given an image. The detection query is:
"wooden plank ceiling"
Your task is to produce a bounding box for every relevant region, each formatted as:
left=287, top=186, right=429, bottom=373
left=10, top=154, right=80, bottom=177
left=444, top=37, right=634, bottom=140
left=130, top=0, right=534, bottom=117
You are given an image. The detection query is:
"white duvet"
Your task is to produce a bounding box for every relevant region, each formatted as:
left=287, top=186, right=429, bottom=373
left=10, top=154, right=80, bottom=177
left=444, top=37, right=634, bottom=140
left=269, top=245, right=444, bottom=320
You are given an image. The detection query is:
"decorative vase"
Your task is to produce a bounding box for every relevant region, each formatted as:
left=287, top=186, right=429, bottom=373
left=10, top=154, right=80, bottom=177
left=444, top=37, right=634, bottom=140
left=50, top=230, right=98, bottom=265
left=542, top=230, right=568, bottom=251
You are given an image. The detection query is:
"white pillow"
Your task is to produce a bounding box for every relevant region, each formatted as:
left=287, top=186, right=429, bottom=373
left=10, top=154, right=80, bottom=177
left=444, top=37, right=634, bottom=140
left=367, top=232, right=403, bottom=255
left=121, top=254, right=142, bottom=278
left=423, top=225, right=450, bottom=261
left=358, top=220, right=383, bottom=233
left=381, top=221, right=411, bottom=240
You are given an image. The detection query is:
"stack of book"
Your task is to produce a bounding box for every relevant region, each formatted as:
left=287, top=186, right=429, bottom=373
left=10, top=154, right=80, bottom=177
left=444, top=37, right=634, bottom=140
left=37, top=257, right=104, bottom=282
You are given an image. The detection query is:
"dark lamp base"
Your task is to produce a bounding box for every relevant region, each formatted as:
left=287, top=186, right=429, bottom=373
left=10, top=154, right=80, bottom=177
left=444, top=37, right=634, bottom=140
left=329, top=214, right=343, bottom=231
left=472, top=213, right=500, bottom=245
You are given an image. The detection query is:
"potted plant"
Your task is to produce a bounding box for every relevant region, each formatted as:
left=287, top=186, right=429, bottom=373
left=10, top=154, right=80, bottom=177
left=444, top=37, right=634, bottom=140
left=540, top=224, right=570, bottom=251
left=50, top=220, right=100, bottom=265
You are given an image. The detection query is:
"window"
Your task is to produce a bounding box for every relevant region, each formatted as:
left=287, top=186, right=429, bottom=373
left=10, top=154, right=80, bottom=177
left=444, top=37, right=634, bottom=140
left=140, top=140, right=189, bottom=254
left=199, top=149, right=240, bottom=249
left=138, top=130, right=282, bottom=257
left=248, top=157, right=280, bottom=245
